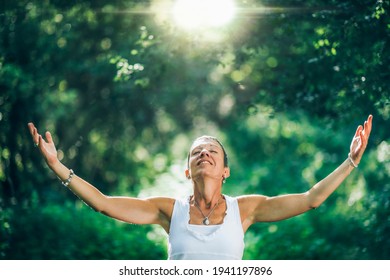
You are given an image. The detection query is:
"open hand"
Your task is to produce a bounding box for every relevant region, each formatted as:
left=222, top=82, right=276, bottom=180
left=349, top=115, right=373, bottom=165
left=28, top=123, right=59, bottom=168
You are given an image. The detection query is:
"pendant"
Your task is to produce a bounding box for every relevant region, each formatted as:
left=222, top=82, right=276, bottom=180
left=203, top=217, right=210, bottom=225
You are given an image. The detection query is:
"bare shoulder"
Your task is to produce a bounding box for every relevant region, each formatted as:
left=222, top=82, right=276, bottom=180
left=237, top=195, right=268, bottom=232
left=237, top=194, right=268, bottom=214
left=146, top=196, right=176, bottom=219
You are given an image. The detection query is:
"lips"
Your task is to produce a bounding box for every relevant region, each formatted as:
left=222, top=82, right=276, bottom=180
left=197, top=160, right=212, bottom=166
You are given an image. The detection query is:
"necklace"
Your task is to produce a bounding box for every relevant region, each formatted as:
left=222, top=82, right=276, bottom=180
left=192, top=196, right=222, bottom=225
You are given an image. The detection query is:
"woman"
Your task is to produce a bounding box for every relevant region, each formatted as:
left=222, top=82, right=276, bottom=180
left=27, top=115, right=373, bottom=259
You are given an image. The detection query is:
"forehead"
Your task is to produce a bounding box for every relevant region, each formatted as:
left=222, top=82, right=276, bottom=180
left=190, top=138, right=222, bottom=151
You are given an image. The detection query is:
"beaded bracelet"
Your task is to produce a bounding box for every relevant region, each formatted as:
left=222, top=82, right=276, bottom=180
left=61, top=169, right=75, bottom=187
left=348, top=153, right=358, bottom=168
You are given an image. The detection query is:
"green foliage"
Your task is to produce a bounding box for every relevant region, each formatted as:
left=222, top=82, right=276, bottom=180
left=1, top=202, right=166, bottom=260
left=1, top=0, right=389, bottom=259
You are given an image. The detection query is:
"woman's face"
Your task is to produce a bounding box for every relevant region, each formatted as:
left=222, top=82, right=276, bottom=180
left=186, top=138, right=230, bottom=182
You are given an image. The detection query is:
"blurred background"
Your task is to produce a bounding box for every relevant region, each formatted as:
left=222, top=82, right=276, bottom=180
left=0, top=0, right=389, bottom=260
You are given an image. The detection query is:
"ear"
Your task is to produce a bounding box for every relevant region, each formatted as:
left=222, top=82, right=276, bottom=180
left=223, top=167, right=230, bottom=179
left=185, top=169, right=191, bottom=179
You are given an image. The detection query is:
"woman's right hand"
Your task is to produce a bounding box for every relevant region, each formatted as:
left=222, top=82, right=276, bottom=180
left=28, top=123, right=59, bottom=168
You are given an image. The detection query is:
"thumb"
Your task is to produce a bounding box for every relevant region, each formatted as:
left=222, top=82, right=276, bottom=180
left=45, top=131, right=53, bottom=143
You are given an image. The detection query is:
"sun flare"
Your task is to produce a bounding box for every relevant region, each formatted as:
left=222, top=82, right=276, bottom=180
left=172, top=0, right=236, bottom=30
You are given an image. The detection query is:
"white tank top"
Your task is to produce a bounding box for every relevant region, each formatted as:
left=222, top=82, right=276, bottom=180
left=168, top=195, right=245, bottom=260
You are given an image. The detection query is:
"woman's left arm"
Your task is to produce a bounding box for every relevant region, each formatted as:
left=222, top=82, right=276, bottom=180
left=240, top=115, right=373, bottom=227
left=306, top=114, right=373, bottom=208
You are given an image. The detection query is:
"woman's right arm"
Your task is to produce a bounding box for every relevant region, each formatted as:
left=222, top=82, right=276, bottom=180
left=27, top=123, right=174, bottom=231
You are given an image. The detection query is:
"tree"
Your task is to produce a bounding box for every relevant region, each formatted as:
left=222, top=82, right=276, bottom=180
left=1, top=0, right=389, bottom=259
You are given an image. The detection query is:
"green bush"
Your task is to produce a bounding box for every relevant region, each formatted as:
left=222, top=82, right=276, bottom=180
left=2, top=202, right=166, bottom=260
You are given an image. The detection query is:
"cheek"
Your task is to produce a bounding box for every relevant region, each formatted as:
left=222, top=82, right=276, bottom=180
left=215, top=154, right=225, bottom=165
left=189, top=156, right=198, bottom=168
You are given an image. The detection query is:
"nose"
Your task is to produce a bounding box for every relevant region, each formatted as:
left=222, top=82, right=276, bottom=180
left=200, top=149, right=210, bottom=157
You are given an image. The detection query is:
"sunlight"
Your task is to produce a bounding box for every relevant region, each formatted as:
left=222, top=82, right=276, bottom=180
left=172, top=0, right=236, bottom=30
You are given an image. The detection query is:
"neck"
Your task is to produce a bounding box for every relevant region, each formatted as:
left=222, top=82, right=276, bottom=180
left=192, top=177, right=222, bottom=208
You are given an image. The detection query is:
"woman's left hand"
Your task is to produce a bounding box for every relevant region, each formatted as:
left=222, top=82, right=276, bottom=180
left=349, top=115, right=373, bottom=165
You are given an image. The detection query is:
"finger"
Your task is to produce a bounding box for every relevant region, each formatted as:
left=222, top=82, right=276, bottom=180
left=365, top=115, right=373, bottom=136
left=27, top=123, right=34, bottom=136
left=28, top=123, right=37, bottom=139
left=359, top=129, right=366, bottom=146
left=354, top=125, right=363, bottom=137
left=37, top=135, right=43, bottom=150
left=30, top=127, right=40, bottom=146
left=362, top=121, right=367, bottom=136
left=30, top=125, right=40, bottom=144
left=45, top=131, right=53, bottom=144
left=361, top=121, right=370, bottom=141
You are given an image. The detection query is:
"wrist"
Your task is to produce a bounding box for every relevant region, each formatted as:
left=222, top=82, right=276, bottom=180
left=60, top=169, right=75, bottom=187
left=48, top=159, right=63, bottom=173
left=348, top=153, right=358, bottom=168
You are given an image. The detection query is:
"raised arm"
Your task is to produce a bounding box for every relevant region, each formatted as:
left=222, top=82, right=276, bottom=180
left=239, top=115, right=373, bottom=232
left=27, top=123, right=174, bottom=232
